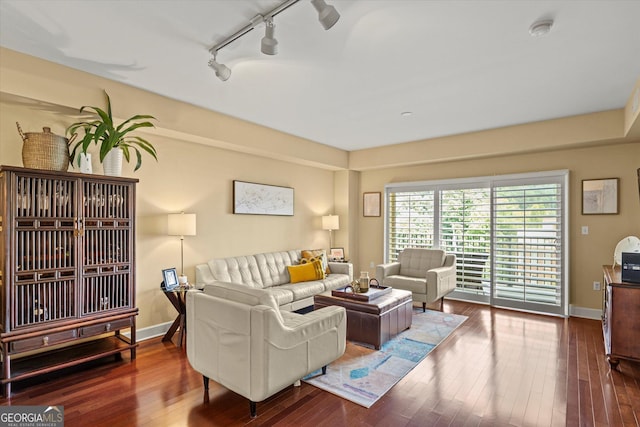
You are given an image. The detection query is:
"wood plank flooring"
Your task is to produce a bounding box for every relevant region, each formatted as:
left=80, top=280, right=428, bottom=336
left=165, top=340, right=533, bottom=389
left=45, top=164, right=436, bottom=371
left=2, top=300, right=639, bottom=426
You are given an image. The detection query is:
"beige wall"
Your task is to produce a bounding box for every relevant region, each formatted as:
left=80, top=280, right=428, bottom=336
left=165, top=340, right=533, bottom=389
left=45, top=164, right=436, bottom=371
left=1, top=47, right=638, bottom=332
left=0, top=100, right=337, bottom=329
left=356, top=142, right=640, bottom=311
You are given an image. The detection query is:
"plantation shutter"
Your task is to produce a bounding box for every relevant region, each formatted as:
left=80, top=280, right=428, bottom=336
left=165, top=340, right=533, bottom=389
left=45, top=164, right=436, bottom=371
left=492, top=180, right=564, bottom=308
left=387, top=190, right=435, bottom=262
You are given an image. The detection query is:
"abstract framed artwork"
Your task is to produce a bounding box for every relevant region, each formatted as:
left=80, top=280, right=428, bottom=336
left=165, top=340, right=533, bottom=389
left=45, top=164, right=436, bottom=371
left=233, top=180, right=294, bottom=216
left=363, top=192, right=381, bottom=217
left=582, top=178, right=619, bottom=215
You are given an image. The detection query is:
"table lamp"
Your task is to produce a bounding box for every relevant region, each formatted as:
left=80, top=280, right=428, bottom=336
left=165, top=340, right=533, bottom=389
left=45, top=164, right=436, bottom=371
left=322, top=214, right=339, bottom=249
left=168, top=212, right=197, bottom=284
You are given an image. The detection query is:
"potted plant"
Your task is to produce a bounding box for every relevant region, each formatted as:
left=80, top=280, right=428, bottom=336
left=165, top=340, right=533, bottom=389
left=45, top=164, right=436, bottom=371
left=67, top=90, right=158, bottom=176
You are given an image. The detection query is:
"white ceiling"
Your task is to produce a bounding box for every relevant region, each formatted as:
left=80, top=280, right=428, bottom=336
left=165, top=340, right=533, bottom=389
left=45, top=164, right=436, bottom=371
left=1, top=0, right=639, bottom=151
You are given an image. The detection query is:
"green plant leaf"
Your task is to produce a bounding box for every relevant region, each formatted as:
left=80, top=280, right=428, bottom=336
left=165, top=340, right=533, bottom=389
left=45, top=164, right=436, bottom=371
left=66, top=90, right=157, bottom=171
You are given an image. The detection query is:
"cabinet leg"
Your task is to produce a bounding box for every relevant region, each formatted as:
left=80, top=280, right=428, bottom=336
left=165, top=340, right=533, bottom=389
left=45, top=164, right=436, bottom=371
left=607, top=357, right=620, bottom=369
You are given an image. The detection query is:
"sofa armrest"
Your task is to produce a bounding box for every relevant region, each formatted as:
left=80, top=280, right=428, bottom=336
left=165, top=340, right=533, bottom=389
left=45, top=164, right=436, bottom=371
left=376, top=262, right=401, bottom=279
left=195, top=263, right=215, bottom=289
left=328, top=262, right=353, bottom=281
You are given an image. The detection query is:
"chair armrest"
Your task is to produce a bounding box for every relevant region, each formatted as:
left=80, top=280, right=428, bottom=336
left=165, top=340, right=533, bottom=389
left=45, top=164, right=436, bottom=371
left=262, top=305, right=346, bottom=349
left=328, top=262, right=353, bottom=281
left=376, top=262, right=400, bottom=279
left=426, top=261, right=458, bottom=300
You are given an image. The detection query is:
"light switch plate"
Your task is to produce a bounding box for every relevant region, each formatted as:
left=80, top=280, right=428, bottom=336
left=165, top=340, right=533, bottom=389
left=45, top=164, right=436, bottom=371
left=581, top=226, right=589, bottom=235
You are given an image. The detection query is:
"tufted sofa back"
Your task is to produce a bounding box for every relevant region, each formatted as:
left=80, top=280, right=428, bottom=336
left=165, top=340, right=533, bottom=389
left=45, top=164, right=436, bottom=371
left=205, top=250, right=300, bottom=289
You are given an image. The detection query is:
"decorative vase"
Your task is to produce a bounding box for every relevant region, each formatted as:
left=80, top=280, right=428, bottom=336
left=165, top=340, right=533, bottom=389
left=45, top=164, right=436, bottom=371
left=79, top=153, right=92, bottom=174
left=359, top=271, right=370, bottom=293
left=103, top=148, right=123, bottom=176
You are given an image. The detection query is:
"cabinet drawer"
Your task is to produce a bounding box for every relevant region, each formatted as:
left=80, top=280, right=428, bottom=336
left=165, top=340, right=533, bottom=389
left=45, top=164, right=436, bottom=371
left=10, top=329, right=78, bottom=353
left=79, top=318, right=131, bottom=338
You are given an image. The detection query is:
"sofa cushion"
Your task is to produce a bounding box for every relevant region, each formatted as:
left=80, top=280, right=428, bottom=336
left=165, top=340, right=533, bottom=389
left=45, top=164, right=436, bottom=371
left=255, top=251, right=298, bottom=287
left=287, top=259, right=324, bottom=283
left=301, top=249, right=330, bottom=274
left=321, top=274, right=352, bottom=291
left=383, top=275, right=427, bottom=293
left=278, top=281, right=326, bottom=301
left=398, top=249, right=446, bottom=278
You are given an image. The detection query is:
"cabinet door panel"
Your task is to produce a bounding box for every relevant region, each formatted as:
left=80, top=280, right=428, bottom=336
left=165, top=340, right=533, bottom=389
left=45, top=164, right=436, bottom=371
left=81, top=274, right=132, bottom=315
left=11, top=279, right=77, bottom=328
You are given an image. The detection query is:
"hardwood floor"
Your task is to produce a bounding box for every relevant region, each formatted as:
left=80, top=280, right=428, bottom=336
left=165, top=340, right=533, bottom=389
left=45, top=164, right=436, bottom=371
left=2, top=300, right=639, bottom=426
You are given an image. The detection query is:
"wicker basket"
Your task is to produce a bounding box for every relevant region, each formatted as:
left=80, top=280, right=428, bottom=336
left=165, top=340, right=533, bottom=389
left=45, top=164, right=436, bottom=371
left=17, top=122, right=74, bottom=171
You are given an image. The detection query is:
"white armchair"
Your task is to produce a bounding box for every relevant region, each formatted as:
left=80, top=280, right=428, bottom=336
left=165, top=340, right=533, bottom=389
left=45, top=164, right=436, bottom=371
left=186, top=281, right=346, bottom=417
left=376, top=248, right=456, bottom=311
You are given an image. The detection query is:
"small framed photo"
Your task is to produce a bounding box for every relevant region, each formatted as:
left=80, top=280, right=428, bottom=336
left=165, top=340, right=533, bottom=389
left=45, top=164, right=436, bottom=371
left=162, top=267, right=179, bottom=291
left=363, top=192, right=381, bottom=217
left=582, top=178, right=619, bottom=215
left=330, top=247, right=345, bottom=261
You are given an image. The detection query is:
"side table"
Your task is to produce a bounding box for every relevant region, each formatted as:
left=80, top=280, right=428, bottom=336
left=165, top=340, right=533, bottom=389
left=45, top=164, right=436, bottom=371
left=161, top=283, right=189, bottom=347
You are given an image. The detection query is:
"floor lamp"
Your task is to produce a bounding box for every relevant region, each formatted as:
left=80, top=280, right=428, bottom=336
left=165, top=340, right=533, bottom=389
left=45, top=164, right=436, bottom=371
left=322, top=214, right=339, bottom=249
left=168, top=212, right=197, bottom=284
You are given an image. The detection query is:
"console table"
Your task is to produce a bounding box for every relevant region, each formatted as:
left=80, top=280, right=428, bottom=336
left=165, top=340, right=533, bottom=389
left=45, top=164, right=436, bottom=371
left=602, top=265, right=640, bottom=367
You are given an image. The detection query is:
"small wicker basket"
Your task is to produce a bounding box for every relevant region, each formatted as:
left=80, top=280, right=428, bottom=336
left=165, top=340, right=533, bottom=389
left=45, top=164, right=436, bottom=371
left=17, top=122, right=74, bottom=171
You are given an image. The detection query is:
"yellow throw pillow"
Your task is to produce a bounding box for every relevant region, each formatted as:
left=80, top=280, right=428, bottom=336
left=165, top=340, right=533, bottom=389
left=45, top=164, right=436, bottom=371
left=301, top=249, right=331, bottom=274
left=288, top=259, right=325, bottom=283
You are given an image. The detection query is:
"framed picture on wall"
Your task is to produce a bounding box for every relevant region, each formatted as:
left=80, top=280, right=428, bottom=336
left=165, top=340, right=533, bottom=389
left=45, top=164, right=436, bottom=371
left=582, top=178, right=619, bottom=215
left=233, top=180, right=294, bottom=216
left=363, top=192, right=381, bottom=217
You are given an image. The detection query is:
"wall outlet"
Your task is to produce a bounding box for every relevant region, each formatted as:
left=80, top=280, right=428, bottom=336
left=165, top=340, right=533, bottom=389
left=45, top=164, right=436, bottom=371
left=369, top=261, right=375, bottom=268
left=593, top=281, right=601, bottom=291
left=581, top=226, right=589, bottom=235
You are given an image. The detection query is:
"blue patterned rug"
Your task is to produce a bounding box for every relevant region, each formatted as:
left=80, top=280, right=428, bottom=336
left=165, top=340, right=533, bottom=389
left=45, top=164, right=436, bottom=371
left=303, top=308, right=467, bottom=408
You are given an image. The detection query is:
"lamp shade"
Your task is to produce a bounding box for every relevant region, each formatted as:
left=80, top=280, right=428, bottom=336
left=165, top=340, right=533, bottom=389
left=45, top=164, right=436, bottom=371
left=322, top=215, right=339, bottom=231
left=168, top=213, right=197, bottom=237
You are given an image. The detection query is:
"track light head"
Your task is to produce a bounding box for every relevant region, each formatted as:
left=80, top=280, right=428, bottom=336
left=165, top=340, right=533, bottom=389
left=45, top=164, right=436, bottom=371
left=208, top=57, right=231, bottom=81
left=310, top=0, right=340, bottom=30
left=261, top=18, right=278, bottom=55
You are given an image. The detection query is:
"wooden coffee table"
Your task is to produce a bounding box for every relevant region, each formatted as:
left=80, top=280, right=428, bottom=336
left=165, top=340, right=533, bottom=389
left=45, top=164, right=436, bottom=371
left=314, top=288, right=412, bottom=349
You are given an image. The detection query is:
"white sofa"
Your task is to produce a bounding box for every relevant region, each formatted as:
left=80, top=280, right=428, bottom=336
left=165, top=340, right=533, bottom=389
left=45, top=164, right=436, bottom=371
left=186, top=282, right=346, bottom=417
left=195, top=250, right=353, bottom=311
left=376, top=248, right=457, bottom=311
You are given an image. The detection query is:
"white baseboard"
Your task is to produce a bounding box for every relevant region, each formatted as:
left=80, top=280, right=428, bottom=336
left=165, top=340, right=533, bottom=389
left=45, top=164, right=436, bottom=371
left=569, top=305, right=602, bottom=320
left=125, top=306, right=602, bottom=342
left=121, top=321, right=172, bottom=342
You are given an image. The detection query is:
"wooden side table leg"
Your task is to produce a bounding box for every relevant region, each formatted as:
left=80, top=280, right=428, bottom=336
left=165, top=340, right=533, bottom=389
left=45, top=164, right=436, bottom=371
left=162, top=316, right=181, bottom=342
left=177, top=314, right=186, bottom=347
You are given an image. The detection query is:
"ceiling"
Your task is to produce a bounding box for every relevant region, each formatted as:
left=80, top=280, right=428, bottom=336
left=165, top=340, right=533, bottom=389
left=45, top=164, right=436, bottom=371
left=1, top=0, right=639, bottom=151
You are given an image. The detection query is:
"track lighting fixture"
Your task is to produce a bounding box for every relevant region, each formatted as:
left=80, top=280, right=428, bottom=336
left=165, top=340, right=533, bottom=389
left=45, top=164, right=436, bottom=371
left=208, top=57, right=231, bottom=81
left=261, top=17, right=278, bottom=55
left=311, top=0, right=340, bottom=30
left=208, top=0, right=340, bottom=81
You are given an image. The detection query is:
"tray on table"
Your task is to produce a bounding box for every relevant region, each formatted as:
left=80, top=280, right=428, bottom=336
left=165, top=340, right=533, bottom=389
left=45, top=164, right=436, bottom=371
left=331, top=284, right=392, bottom=301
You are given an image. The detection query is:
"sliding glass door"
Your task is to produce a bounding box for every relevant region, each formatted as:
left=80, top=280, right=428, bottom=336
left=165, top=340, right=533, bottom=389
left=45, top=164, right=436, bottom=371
left=384, top=171, right=568, bottom=317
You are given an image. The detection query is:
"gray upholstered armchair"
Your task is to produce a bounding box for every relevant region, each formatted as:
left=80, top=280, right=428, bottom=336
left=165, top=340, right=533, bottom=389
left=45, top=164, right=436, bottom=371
left=376, top=248, right=456, bottom=311
left=186, top=281, right=346, bottom=417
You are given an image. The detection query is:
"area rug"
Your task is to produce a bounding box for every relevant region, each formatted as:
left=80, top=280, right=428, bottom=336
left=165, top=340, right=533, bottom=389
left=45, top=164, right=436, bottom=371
left=303, top=308, right=467, bottom=408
